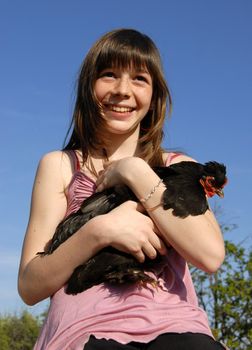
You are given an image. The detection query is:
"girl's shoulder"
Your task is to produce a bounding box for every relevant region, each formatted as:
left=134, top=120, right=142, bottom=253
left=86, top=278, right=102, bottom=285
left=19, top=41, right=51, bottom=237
left=163, top=152, right=196, bottom=166
left=38, top=150, right=71, bottom=173
left=38, top=150, right=74, bottom=191
left=39, top=150, right=65, bottom=163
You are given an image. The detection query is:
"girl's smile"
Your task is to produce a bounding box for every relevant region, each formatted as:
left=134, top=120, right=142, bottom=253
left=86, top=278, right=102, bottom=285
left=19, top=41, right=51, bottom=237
left=102, top=103, right=136, bottom=123
left=104, top=104, right=135, bottom=113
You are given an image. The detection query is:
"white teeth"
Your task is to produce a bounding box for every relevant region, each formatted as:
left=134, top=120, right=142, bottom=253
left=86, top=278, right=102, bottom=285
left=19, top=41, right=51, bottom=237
left=108, top=105, right=134, bottom=113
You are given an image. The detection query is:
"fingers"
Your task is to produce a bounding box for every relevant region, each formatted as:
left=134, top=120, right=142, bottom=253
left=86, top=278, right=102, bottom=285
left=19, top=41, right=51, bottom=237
left=150, top=234, right=168, bottom=256
left=152, top=222, right=170, bottom=252
left=133, top=250, right=146, bottom=263
left=128, top=240, right=157, bottom=263
left=142, top=242, right=158, bottom=260
left=95, top=166, right=114, bottom=192
left=142, top=233, right=167, bottom=260
left=124, top=204, right=168, bottom=260
left=133, top=236, right=167, bottom=263
left=106, top=200, right=168, bottom=263
left=132, top=226, right=168, bottom=262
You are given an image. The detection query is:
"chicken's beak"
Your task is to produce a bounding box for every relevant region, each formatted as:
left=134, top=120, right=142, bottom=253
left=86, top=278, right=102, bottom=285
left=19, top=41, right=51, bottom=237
left=215, top=188, right=224, bottom=198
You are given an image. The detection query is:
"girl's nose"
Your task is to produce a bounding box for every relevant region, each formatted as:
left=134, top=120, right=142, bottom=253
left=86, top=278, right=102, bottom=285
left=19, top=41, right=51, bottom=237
left=112, top=76, right=131, bottom=97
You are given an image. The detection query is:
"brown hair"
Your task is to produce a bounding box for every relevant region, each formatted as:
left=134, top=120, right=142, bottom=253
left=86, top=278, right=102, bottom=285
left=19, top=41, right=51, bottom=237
left=64, top=28, right=172, bottom=167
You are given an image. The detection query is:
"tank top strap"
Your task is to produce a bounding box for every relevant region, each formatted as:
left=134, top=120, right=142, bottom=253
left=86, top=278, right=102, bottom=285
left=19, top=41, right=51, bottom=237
left=69, top=150, right=81, bottom=172
left=165, top=152, right=182, bottom=166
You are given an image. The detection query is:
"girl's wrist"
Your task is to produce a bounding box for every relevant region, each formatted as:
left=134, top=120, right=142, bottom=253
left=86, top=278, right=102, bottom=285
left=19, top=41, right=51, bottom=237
left=80, top=215, right=110, bottom=251
left=122, top=157, right=149, bottom=187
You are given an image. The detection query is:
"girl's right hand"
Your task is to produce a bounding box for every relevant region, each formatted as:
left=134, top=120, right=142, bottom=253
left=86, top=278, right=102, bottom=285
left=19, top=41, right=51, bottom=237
left=99, top=200, right=167, bottom=262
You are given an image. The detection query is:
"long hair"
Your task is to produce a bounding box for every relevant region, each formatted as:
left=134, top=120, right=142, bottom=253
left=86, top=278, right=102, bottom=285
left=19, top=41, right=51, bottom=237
left=64, top=28, right=172, bottom=167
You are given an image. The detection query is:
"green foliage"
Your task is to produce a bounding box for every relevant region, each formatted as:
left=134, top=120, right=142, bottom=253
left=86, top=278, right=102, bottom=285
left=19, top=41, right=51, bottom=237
left=191, top=238, right=252, bottom=350
left=0, top=310, right=41, bottom=350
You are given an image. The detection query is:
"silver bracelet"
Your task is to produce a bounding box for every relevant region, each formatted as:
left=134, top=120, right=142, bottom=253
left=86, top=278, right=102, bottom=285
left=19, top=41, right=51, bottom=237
left=140, top=179, right=164, bottom=203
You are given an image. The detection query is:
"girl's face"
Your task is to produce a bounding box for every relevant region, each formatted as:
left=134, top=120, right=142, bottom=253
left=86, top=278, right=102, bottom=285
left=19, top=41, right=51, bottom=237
left=94, top=65, right=153, bottom=136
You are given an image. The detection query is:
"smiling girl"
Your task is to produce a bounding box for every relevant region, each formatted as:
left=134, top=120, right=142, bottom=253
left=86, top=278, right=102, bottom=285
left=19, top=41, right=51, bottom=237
left=18, top=29, right=227, bottom=349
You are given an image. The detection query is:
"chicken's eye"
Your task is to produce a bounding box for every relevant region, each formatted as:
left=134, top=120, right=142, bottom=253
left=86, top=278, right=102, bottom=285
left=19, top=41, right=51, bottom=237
left=205, top=176, right=215, bottom=187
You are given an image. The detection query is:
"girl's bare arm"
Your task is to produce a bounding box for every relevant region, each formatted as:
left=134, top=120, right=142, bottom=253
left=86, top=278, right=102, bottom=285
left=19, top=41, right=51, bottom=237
left=18, top=152, right=106, bottom=304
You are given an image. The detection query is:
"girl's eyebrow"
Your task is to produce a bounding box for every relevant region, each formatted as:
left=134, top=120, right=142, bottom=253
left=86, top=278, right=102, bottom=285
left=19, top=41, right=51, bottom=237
left=137, top=70, right=149, bottom=74
left=99, top=66, right=151, bottom=75
left=132, top=67, right=150, bottom=74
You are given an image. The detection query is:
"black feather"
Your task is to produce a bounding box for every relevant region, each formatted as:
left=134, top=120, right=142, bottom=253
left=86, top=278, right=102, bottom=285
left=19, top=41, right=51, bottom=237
left=39, top=160, right=227, bottom=294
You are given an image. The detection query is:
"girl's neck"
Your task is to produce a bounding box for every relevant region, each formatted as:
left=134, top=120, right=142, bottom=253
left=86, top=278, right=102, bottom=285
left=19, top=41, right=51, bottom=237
left=78, top=126, right=141, bottom=179
left=93, top=126, right=140, bottom=161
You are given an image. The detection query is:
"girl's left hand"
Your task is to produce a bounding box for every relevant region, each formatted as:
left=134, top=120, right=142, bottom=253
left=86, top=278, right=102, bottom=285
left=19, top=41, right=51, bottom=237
left=96, top=157, right=143, bottom=192
left=95, top=158, right=130, bottom=192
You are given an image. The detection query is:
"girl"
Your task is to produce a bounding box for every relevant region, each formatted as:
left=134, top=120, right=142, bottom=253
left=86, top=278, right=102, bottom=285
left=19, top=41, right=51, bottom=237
left=18, top=29, right=227, bottom=349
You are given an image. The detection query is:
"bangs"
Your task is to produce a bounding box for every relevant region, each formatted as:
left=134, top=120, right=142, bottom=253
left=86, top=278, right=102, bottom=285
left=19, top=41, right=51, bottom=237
left=95, top=33, right=160, bottom=76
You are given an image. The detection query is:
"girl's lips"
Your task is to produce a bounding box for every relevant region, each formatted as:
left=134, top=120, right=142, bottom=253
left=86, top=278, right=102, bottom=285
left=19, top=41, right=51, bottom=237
left=104, top=104, right=135, bottom=113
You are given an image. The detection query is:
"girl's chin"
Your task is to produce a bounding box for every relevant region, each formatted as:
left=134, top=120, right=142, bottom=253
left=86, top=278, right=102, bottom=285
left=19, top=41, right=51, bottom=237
left=104, top=110, right=135, bottom=121
left=105, top=121, right=140, bottom=135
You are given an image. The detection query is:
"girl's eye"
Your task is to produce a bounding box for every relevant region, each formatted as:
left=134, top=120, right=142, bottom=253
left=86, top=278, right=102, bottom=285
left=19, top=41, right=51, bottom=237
left=135, top=75, right=147, bottom=82
left=134, top=73, right=152, bottom=84
left=100, top=71, right=115, bottom=78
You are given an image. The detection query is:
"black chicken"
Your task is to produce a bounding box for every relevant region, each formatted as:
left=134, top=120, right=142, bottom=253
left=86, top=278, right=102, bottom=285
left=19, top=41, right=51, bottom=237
left=39, top=161, right=227, bottom=294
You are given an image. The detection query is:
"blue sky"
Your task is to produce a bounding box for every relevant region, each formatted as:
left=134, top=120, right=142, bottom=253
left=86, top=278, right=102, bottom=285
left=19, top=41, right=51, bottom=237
left=0, top=0, right=251, bottom=316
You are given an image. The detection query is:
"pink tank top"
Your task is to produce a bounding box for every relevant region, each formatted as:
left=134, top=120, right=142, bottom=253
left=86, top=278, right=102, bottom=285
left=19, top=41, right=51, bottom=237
left=34, top=152, right=213, bottom=350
